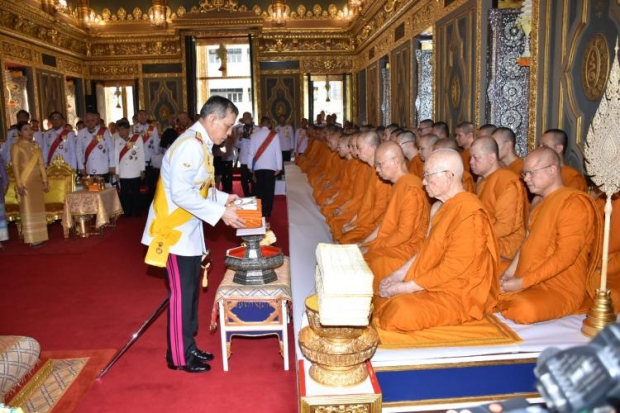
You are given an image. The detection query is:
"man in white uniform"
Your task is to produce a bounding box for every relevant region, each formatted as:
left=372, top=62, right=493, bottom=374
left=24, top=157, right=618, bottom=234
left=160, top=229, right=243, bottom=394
left=142, top=96, right=245, bottom=373
left=76, top=112, right=115, bottom=181
left=133, top=110, right=160, bottom=205
left=43, top=111, right=76, bottom=169
left=293, top=118, right=309, bottom=159
left=2, top=110, right=44, bottom=164
left=234, top=112, right=255, bottom=197
left=275, top=114, right=294, bottom=163
left=113, top=120, right=145, bottom=217
left=249, top=116, right=282, bottom=218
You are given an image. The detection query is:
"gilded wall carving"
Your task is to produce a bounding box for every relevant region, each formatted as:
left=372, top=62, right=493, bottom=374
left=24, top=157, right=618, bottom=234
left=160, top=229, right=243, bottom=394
left=487, top=8, right=530, bottom=157
left=89, top=65, right=139, bottom=77
left=145, top=78, right=183, bottom=127
left=1, top=42, right=38, bottom=64
left=300, top=58, right=354, bottom=73
left=259, top=37, right=353, bottom=54
left=88, top=40, right=180, bottom=58
left=36, top=68, right=66, bottom=120
left=582, top=33, right=610, bottom=101
left=260, top=74, right=300, bottom=127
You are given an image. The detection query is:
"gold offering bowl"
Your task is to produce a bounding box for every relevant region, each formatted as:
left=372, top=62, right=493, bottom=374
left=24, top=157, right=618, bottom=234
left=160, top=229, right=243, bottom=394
left=299, top=294, right=378, bottom=387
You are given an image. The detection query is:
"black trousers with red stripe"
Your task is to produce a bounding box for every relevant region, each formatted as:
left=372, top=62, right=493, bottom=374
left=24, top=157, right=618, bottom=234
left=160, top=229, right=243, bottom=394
left=165, top=253, right=202, bottom=366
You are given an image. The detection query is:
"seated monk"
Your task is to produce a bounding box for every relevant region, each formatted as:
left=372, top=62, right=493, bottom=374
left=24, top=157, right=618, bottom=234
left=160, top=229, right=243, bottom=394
left=373, top=149, right=499, bottom=332
left=431, top=138, right=476, bottom=193
left=539, top=129, right=587, bottom=192
left=312, top=130, right=345, bottom=203
left=492, top=127, right=523, bottom=176
left=394, top=130, right=423, bottom=179
left=337, top=131, right=391, bottom=244
left=307, top=126, right=342, bottom=187
left=594, top=192, right=620, bottom=313
left=469, top=137, right=527, bottom=260
left=455, top=121, right=475, bottom=174
left=498, top=147, right=600, bottom=324
left=297, top=126, right=321, bottom=171
left=318, top=135, right=355, bottom=208
left=360, top=141, right=430, bottom=292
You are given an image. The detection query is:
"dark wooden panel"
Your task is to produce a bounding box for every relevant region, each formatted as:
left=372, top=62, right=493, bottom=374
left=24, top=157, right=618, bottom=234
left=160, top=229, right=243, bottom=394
left=144, top=77, right=183, bottom=126
left=366, top=62, right=379, bottom=126
left=391, top=41, right=412, bottom=127
left=142, top=63, right=183, bottom=74
left=358, top=69, right=367, bottom=126
left=260, top=74, right=300, bottom=128
left=36, top=68, right=66, bottom=120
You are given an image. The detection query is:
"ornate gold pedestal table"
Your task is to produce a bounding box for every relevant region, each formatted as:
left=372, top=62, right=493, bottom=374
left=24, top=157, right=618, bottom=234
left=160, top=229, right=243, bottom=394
left=211, top=257, right=292, bottom=371
left=61, top=188, right=123, bottom=238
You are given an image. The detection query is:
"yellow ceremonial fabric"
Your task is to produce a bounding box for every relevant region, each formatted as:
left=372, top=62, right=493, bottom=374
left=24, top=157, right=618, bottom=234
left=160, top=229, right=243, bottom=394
left=562, top=165, right=587, bottom=192
left=373, top=314, right=521, bottom=349
left=365, top=174, right=430, bottom=291
left=11, top=139, right=48, bottom=244
left=373, top=192, right=499, bottom=333
left=476, top=169, right=527, bottom=260
left=498, top=187, right=601, bottom=323
left=145, top=134, right=211, bottom=267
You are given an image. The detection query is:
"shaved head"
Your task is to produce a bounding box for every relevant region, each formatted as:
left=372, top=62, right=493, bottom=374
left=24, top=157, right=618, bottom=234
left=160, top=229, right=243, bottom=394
left=376, top=141, right=405, bottom=163
left=423, top=149, right=464, bottom=201
left=471, top=136, right=499, bottom=158
left=540, top=129, right=568, bottom=157
left=357, top=130, right=381, bottom=165
left=432, top=138, right=459, bottom=151
left=522, top=147, right=562, bottom=197
left=470, top=137, right=500, bottom=178
left=418, top=134, right=440, bottom=162
left=375, top=141, right=408, bottom=182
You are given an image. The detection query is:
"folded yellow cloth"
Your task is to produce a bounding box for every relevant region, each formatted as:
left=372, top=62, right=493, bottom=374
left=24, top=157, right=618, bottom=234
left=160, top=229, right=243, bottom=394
left=373, top=314, right=521, bottom=349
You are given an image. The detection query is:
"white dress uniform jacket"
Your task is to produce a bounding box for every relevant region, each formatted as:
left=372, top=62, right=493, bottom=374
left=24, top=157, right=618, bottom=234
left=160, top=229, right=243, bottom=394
left=294, top=127, right=308, bottom=155
left=274, top=124, right=295, bottom=151
left=249, top=126, right=283, bottom=172
left=44, top=128, right=77, bottom=168
left=77, top=126, right=115, bottom=174
left=2, top=129, right=44, bottom=164
left=133, top=123, right=160, bottom=163
left=234, top=124, right=256, bottom=166
left=114, top=133, right=146, bottom=179
left=141, top=122, right=228, bottom=256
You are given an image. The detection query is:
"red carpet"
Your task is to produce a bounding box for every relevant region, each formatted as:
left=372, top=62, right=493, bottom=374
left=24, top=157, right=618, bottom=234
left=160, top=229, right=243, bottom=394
left=0, top=184, right=296, bottom=412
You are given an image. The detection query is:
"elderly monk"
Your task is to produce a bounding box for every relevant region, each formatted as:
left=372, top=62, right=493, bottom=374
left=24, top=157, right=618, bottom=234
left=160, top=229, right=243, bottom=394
left=455, top=121, right=475, bottom=173
left=337, top=131, right=391, bottom=244
left=498, top=147, right=600, bottom=324
left=470, top=137, right=527, bottom=260
left=312, top=130, right=345, bottom=203
left=373, top=149, right=499, bottom=332
left=433, top=138, right=476, bottom=193
left=308, top=127, right=342, bottom=187
left=539, top=129, right=587, bottom=192
left=492, top=127, right=523, bottom=176
left=360, top=141, right=430, bottom=292
left=395, top=130, right=423, bottom=179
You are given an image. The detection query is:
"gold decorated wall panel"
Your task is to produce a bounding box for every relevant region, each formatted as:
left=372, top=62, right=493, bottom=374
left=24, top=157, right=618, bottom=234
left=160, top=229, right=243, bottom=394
left=434, top=1, right=477, bottom=133
left=36, top=68, right=67, bottom=120
left=390, top=41, right=413, bottom=127
left=536, top=0, right=620, bottom=172
left=259, top=74, right=302, bottom=128
left=144, top=77, right=184, bottom=127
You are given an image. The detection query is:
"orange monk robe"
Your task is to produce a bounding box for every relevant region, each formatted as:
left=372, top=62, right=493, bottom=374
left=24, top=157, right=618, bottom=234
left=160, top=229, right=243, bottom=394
left=594, top=195, right=620, bottom=312
left=498, top=187, right=600, bottom=324
left=408, top=155, right=424, bottom=179
left=365, top=174, right=430, bottom=292
left=312, top=151, right=344, bottom=203
left=329, top=163, right=373, bottom=237
left=337, top=172, right=391, bottom=244
left=562, top=165, right=588, bottom=192
left=320, top=158, right=359, bottom=213
left=307, top=143, right=332, bottom=186
left=462, top=170, right=476, bottom=193
left=476, top=169, right=527, bottom=260
left=373, top=192, right=499, bottom=332
left=461, top=148, right=471, bottom=173
left=297, top=138, right=319, bottom=171
left=505, top=157, right=524, bottom=176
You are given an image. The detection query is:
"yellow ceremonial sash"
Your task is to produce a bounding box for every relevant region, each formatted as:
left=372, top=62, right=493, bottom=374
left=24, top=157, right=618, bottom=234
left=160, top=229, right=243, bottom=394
left=19, top=146, right=41, bottom=186
left=144, top=132, right=215, bottom=267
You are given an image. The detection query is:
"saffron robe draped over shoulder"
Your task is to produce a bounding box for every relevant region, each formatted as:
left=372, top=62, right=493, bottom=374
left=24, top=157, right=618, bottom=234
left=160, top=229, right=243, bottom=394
left=312, top=151, right=344, bottom=203
left=505, top=157, right=524, bottom=176
left=476, top=168, right=527, bottom=260
left=365, top=174, right=430, bottom=290
left=498, top=187, right=600, bottom=324
left=328, top=162, right=372, bottom=238
left=321, top=158, right=362, bottom=216
left=408, top=155, right=424, bottom=179
left=373, top=192, right=499, bottom=332
left=337, top=171, right=391, bottom=244
left=561, top=165, right=587, bottom=192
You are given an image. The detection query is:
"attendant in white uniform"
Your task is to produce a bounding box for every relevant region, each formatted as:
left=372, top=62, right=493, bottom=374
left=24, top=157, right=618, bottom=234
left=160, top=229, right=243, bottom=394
left=76, top=112, right=115, bottom=182
left=2, top=110, right=43, bottom=164
left=43, top=111, right=76, bottom=168
left=234, top=112, right=256, bottom=197
left=275, top=114, right=294, bottom=163
left=249, top=116, right=282, bottom=218
left=113, top=120, right=145, bottom=217
left=293, top=118, right=309, bottom=159
left=141, top=96, right=245, bottom=373
left=133, top=110, right=160, bottom=204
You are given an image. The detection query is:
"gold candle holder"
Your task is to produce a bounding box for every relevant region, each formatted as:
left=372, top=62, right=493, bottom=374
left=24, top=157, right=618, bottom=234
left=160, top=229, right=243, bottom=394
left=582, top=289, right=617, bottom=338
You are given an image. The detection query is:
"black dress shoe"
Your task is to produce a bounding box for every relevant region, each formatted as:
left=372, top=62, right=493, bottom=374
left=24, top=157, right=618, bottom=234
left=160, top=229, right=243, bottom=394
left=191, top=349, right=214, bottom=362
left=167, top=356, right=211, bottom=373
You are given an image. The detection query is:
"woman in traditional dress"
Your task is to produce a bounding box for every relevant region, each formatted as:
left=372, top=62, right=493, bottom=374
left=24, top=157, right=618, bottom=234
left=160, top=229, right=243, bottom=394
left=11, top=121, right=48, bottom=247
left=0, top=154, right=8, bottom=250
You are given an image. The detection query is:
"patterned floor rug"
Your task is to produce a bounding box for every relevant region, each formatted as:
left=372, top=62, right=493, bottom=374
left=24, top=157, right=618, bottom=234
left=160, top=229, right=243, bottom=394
left=6, top=349, right=116, bottom=413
